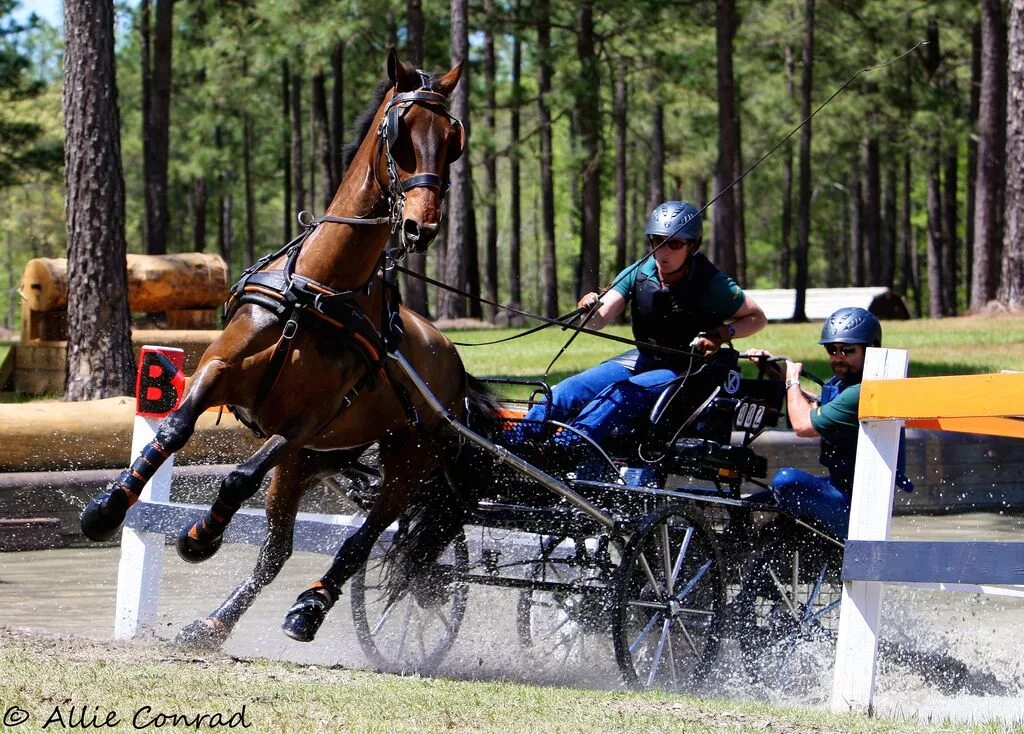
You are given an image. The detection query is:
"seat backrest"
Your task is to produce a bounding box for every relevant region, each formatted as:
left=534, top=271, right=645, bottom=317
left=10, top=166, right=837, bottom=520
left=649, top=350, right=785, bottom=448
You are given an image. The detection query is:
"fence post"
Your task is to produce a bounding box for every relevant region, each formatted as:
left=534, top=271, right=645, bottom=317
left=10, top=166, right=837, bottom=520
left=113, top=346, right=184, bottom=639
left=830, top=347, right=908, bottom=713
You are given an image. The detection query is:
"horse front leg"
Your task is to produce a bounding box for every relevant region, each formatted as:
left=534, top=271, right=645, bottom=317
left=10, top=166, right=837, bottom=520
left=176, top=447, right=368, bottom=648
left=80, top=382, right=211, bottom=542
left=281, top=439, right=434, bottom=643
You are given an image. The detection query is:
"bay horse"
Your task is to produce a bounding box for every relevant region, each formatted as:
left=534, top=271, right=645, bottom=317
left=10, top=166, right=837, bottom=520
left=81, top=50, right=487, bottom=646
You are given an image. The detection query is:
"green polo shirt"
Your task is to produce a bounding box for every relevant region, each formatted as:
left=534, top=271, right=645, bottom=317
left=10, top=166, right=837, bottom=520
left=810, top=383, right=861, bottom=441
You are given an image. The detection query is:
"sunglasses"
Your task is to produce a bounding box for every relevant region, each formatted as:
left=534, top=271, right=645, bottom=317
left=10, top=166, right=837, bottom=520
left=825, top=345, right=859, bottom=356
left=648, top=235, right=695, bottom=252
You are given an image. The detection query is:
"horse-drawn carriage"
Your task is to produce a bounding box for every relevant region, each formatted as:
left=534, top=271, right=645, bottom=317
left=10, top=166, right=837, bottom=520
left=80, top=50, right=845, bottom=699
left=336, top=346, right=845, bottom=695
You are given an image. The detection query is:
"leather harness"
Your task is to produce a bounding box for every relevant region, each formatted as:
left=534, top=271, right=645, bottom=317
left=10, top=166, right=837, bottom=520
left=220, top=78, right=461, bottom=438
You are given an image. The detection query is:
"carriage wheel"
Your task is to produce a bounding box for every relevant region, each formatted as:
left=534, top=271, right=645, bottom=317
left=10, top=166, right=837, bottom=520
left=516, top=533, right=623, bottom=672
left=733, top=525, right=843, bottom=699
left=350, top=528, right=469, bottom=673
left=612, top=507, right=726, bottom=691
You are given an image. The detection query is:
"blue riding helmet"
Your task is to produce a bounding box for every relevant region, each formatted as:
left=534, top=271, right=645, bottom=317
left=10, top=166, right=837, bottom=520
left=819, top=307, right=882, bottom=346
left=645, top=201, right=702, bottom=246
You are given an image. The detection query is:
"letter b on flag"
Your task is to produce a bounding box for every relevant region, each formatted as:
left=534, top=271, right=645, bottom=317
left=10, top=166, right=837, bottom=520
left=136, top=346, right=185, bottom=418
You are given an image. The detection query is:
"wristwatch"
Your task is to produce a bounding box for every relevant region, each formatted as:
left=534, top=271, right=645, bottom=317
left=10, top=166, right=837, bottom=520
left=719, top=323, right=737, bottom=341
left=784, top=378, right=800, bottom=390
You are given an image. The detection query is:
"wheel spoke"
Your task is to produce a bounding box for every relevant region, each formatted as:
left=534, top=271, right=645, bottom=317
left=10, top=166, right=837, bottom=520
left=629, top=610, right=664, bottom=655
left=660, top=523, right=673, bottom=596
left=669, top=526, right=694, bottom=596
left=637, top=550, right=667, bottom=601
left=673, top=616, right=700, bottom=658
left=768, top=567, right=802, bottom=621
left=645, top=618, right=672, bottom=688
left=803, top=562, right=829, bottom=623
left=674, top=558, right=712, bottom=604
left=369, top=589, right=409, bottom=636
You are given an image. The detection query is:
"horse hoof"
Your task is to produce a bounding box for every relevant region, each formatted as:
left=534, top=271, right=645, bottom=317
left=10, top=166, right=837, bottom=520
left=176, top=526, right=223, bottom=564
left=282, top=588, right=335, bottom=643
left=80, top=489, right=129, bottom=542
left=176, top=618, right=230, bottom=649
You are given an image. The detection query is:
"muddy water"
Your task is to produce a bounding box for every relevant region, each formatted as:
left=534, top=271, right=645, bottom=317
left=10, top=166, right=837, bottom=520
left=1, top=513, right=1021, bottom=723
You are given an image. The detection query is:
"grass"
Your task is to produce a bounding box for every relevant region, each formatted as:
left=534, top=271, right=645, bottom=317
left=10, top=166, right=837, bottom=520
left=0, top=629, right=1012, bottom=734
left=450, top=314, right=1024, bottom=391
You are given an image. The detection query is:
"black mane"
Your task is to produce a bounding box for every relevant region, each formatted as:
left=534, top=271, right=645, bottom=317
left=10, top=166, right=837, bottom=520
left=340, top=71, right=442, bottom=172
left=341, top=78, right=392, bottom=171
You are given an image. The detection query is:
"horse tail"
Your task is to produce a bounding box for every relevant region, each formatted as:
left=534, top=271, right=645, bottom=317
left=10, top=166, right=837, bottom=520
left=463, top=372, right=503, bottom=438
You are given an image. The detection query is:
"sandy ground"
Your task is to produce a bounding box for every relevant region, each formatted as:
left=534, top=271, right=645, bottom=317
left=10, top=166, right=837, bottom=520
left=0, top=513, right=1022, bottom=724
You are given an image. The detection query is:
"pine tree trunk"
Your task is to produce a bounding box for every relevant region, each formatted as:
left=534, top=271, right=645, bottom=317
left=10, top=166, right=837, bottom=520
left=1000, top=0, right=1024, bottom=309
left=282, top=61, right=292, bottom=241
left=862, top=131, right=881, bottom=285
left=713, top=0, right=739, bottom=279
left=971, top=0, right=1008, bottom=309
left=439, top=0, right=472, bottom=319
left=192, top=176, right=207, bottom=253
left=481, top=11, right=499, bottom=322
left=576, top=0, right=601, bottom=297
left=242, top=111, right=256, bottom=269
left=849, top=170, right=863, bottom=286
left=290, top=71, right=305, bottom=220
left=312, top=69, right=333, bottom=212
left=780, top=38, right=794, bottom=289
left=613, top=58, right=628, bottom=281
left=537, top=0, right=558, bottom=318
left=507, top=10, right=523, bottom=324
left=139, top=0, right=151, bottom=246
left=407, top=0, right=424, bottom=65
left=882, top=169, right=897, bottom=288
left=401, top=8, right=429, bottom=318
left=144, top=0, right=174, bottom=256
left=901, top=152, right=918, bottom=313
left=792, top=0, right=813, bottom=322
left=330, top=43, right=344, bottom=188
left=63, top=0, right=135, bottom=399
left=941, top=145, right=958, bottom=314
left=966, top=21, right=981, bottom=306
left=646, top=96, right=665, bottom=216
left=926, top=153, right=944, bottom=318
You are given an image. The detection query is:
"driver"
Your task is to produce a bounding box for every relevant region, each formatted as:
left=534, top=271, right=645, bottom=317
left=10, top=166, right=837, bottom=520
left=746, top=307, right=913, bottom=538
left=522, top=200, right=766, bottom=448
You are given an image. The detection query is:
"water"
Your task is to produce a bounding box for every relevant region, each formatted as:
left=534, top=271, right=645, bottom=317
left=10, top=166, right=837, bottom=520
left=1, top=512, right=1022, bottom=723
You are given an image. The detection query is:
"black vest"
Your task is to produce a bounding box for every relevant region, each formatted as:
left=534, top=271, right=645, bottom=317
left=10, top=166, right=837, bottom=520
left=630, top=252, right=724, bottom=366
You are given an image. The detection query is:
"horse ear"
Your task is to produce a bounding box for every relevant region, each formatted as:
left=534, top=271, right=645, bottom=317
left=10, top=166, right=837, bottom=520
left=387, top=47, right=399, bottom=84
left=434, top=60, right=464, bottom=97
left=387, top=50, right=419, bottom=92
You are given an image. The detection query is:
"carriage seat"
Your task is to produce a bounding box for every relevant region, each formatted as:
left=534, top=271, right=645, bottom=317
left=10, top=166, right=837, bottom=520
left=645, top=353, right=785, bottom=485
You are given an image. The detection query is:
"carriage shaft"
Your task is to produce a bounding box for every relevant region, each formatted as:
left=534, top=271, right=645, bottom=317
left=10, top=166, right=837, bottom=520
left=388, top=351, right=616, bottom=530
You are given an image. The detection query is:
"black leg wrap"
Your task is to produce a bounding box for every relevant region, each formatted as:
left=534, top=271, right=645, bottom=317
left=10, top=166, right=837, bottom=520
left=281, top=586, right=337, bottom=643
left=176, top=517, right=224, bottom=564
left=80, top=484, right=133, bottom=542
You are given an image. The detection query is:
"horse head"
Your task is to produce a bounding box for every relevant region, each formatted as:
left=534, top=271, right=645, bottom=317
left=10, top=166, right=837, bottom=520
left=380, top=49, right=464, bottom=253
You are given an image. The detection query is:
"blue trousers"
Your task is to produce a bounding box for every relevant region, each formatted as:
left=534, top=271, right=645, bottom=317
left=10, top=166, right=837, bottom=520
left=763, top=467, right=851, bottom=540
left=523, top=352, right=683, bottom=444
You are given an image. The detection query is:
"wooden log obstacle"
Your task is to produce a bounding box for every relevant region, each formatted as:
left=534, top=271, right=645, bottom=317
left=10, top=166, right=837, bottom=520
left=14, top=253, right=228, bottom=394
left=830, top=350, right=1024, bottom=715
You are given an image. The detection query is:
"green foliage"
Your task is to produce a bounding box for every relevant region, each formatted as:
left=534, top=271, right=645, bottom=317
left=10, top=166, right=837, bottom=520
left=0, top=1, right=63, bottom=189
left=0, top=0, right=995, bottom=326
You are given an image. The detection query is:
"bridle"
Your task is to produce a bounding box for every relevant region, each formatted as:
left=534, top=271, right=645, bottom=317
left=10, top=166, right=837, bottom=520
left=375, top=71, right=465, bottom=241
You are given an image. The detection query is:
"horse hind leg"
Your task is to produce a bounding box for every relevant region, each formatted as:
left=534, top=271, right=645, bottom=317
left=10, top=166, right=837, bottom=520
left=80, top=392, right=205, bottom=542
left=176, top=433, right=295, bottom=563
left=281, top=439, right=443, bottom=644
